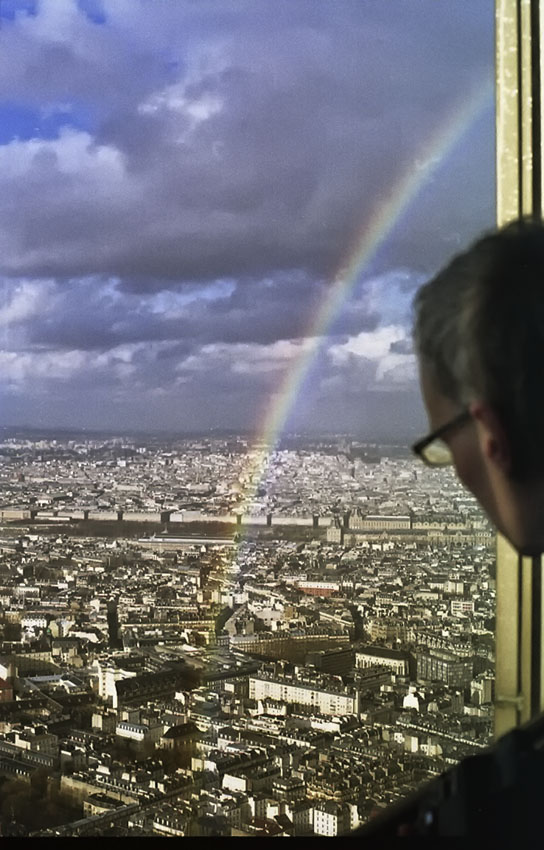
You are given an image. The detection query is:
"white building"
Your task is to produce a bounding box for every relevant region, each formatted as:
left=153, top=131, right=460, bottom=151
left=356, top=647, right=409, bottom=676
left=12, top=726, right=58, bottom=757
left=95, top=660, right=138, bottom=708
left=248, top=676, right=359, bottom=716
left=451, top=599, right=475, bottom=617
left=312, top=802, right=355, bottom=836
left=402, top=686, right=421, bottom=712
left=116, top=721, right=164, bottom=745
left=471, top=674, right=494, bottom=705
left=21, top=614, right=48, bottom=631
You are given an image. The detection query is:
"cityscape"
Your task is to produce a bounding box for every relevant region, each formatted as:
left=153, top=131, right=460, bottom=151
left=0, top=431, right=495, bottom=836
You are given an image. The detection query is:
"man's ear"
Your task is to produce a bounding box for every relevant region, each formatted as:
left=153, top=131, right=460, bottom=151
left=469, top=400, right=512, bottom=472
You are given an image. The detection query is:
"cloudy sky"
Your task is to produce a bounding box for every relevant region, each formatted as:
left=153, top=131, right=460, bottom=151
left=0, top=0, right=495, bottom=439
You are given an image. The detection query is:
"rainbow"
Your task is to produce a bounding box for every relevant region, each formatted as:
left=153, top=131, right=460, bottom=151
left=234, top=77, right=494, bottom=524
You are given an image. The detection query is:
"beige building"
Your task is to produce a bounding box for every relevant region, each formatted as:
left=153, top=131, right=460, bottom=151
left=367, top=618, right=407, bottom=643
left=349, top=514, right=411, bottom=531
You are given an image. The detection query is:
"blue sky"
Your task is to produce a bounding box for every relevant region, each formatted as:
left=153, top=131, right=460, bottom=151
left=0, top=0, right=495, bottom=438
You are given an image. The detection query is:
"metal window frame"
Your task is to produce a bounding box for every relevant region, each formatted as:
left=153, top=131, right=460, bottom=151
left=494, top=0, right=544, bottom=738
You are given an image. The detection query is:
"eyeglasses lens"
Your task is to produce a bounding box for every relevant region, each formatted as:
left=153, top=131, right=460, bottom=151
left=422, top=439, right=453, bottom=467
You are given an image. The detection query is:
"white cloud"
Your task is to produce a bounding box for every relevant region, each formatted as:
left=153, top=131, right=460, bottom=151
left=231, top=339, right=315, bottom=374
left=328, top=324, right=417, bottom=389
left=329, top=325, right=405, bottom=364
left=178, top=338, right=314, bottom=375
left=0, top=280, right=55, bottom=326
left=360, top=269, right=424, bottom=325
left=0, top=340, right=162, bottom=391
left=0, top=349, right=86, bottom=385
left=374, top=355, right=417, bottom=385
left=25, top=0, right=83, bottom=44
left=0, top=128, right=124, bottom=178
left=140, top=83, right=223, bottom=134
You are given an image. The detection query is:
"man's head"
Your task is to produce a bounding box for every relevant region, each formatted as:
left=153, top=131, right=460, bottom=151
left=412, top=219, right=544, bottom=553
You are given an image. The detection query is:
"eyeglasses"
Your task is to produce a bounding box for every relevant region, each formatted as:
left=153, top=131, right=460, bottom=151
left=412, top=409, right=472, bottom=467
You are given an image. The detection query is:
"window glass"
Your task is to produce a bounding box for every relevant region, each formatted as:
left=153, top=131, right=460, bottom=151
left=0, top=0, right=495, bottom=838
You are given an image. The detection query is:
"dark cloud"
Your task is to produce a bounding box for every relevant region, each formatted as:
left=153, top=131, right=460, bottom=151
left=24, top=276, right=378, bottom=352
left=0, top=0, right=494, bottom=288
left=0, top=0, right=495, bottom=435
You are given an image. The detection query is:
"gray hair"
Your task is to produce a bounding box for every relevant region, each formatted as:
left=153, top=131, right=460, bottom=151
left=413, top=219, right=544, bottom=480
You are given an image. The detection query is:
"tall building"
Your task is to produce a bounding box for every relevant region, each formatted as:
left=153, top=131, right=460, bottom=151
left=107, top=600, right=123, bottom=649
left=416, top=649, right=473, bottom=687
